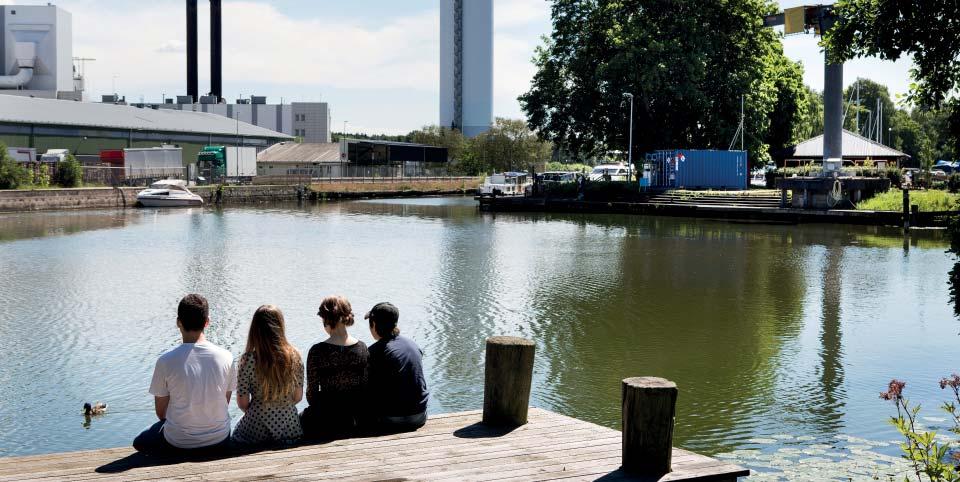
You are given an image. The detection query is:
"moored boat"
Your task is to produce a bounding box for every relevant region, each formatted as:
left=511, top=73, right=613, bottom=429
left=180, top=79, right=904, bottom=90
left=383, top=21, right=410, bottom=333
left=137, top=180, right=203, bottom=207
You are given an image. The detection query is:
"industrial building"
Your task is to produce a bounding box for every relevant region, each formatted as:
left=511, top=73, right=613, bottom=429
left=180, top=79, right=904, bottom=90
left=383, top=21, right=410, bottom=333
left=0, top=4, right=83, bottom=100
left=256, top=139, right=449, bottom=179
left=144, top=97, right=332, bottom=144
left=440, top=0, right=493, bottom=137
left=0, top=95, right=292, bottom=163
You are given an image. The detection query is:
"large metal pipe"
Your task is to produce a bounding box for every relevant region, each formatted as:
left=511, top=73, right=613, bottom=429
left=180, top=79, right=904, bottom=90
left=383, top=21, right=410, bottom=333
left=210, top=0, right=222, bottom=102
left=823, top=55, right=843, bottom=165
left=186, top=0, right=198, bottom=102
left=0, top=66, right=34, bottom=89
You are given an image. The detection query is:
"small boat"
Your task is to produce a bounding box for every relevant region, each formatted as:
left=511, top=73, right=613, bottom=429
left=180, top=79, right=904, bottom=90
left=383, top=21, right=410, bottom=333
left=479, top=172, right=532, bottom=197
left=137, top=180, right=203, bottom=207
left=588, top=163, right=630, bottom=181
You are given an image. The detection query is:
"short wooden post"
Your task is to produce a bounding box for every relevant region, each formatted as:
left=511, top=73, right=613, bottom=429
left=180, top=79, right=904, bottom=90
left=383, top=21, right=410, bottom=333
left=903, top=188, right=911, bottom=231
left=622, top=377, right=678, bottom=476
left=483, top=336, right=535, bottom=426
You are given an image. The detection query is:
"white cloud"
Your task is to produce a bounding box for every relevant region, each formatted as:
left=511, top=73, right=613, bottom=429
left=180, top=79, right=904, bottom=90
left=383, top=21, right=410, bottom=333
left=72, top=1, right=440, bottom=98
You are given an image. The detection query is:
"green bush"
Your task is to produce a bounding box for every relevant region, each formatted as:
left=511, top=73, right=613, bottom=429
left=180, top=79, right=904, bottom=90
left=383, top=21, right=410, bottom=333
left=542, top=181, right=579, bottom=198
left=55, top=155, right=83, bottom=188
left=886, top=167, right=904, bottom=188
left=0, top=143, right=32, bottom=189
left=947, top=173, right=960, bottom=193
left=34, top=164, right=50, bottom=188
left=545, top=162, right=592, bottom=174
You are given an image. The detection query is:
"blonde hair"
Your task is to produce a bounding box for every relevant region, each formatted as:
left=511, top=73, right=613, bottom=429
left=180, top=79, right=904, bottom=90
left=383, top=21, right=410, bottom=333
left=244, top=305, right=301, bottom=404
left=318, top=295, right=355, bottom=328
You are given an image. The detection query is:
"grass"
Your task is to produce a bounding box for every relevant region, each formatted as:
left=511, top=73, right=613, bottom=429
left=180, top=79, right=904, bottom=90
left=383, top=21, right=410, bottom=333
left=857, top=189, right=960, bottom=212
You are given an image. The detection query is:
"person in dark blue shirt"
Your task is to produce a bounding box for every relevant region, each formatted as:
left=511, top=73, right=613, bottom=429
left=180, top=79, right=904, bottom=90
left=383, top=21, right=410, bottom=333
left=363, top=302, right=429, bottom=432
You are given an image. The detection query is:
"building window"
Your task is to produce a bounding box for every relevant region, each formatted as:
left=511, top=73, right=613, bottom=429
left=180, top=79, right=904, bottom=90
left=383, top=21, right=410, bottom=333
left=301, top=114, right=307, bottom=121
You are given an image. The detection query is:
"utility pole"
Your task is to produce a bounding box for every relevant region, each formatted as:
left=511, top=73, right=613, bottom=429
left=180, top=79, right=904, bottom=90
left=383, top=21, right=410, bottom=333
left=855, top=80, right=860, bottom=133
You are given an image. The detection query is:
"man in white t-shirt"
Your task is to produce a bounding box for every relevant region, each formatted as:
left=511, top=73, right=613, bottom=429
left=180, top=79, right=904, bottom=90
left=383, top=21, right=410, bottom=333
left=133, top=294, right=237, bottom=454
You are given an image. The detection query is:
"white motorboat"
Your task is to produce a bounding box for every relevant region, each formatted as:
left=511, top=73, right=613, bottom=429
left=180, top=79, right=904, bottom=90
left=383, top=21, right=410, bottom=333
left=479, top=172, right=532, bottom=196
left=588, top=163, right=630, bottom=181
left=137, top=180, right=203, bottom=207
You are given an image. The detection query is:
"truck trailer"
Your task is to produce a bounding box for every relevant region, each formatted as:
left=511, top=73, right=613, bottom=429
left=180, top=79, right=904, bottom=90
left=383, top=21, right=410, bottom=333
left=197, top=146, right=257, bottom=183
left=99, top=147, right=184, bottom=184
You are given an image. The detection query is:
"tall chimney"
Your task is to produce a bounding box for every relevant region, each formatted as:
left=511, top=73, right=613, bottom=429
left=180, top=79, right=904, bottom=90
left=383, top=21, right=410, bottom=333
left=210, top=0, right=223, bottom=102
left=186, top=0, right=198, bottom=102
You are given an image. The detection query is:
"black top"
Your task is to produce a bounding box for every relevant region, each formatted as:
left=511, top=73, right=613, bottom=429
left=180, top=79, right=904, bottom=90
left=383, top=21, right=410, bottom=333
left=367, top=335, right=429, bottom=417
left=305, top=341, right=369, bottom=411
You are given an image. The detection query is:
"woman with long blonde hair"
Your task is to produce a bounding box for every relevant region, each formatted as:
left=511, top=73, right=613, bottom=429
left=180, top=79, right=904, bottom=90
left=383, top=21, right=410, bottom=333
left=233, top=305, right=304, bottom=445
left=299, top=295, right=369, bottom=439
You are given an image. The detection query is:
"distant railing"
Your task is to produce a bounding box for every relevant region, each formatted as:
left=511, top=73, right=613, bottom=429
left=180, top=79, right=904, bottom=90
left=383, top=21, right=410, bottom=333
left=254, top=174, right=479, bottom=186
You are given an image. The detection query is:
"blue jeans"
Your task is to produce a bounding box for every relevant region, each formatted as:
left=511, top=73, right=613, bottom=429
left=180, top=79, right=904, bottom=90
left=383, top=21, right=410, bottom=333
left=133, top=420, right=230, bottom=455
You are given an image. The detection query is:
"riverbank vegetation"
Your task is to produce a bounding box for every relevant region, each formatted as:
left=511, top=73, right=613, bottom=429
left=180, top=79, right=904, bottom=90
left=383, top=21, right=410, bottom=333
left=857, top=190, right=960, bottom=212
left=0, top=143, right=83, bottom=189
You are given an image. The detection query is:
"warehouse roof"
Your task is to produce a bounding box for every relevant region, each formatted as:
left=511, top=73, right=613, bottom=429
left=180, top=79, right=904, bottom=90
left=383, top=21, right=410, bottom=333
left=790, top=129, right=910, bottom=159
left=257, top=142, right=341, bottom=163
left=0, top=95, right=293, bottom=139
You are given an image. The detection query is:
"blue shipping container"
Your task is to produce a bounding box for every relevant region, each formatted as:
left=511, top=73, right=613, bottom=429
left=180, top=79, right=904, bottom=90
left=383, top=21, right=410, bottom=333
left=672, top=150, right=747, bottom=190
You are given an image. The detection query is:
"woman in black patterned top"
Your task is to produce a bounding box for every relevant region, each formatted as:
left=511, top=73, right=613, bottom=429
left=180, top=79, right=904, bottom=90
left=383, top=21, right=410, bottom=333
left=299, top=295, right=369, bottom=439
left=233, top=305, right=304, bottom=446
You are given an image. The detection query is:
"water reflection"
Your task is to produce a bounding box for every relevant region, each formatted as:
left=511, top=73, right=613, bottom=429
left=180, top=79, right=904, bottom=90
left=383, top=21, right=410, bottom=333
left=813, top=247, right=846, bottom=435
left=0, top=199, right=954, bottom=461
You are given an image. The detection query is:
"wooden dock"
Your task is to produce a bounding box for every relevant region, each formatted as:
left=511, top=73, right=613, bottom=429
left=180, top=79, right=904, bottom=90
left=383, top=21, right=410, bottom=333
left=0, top=408, right=747, bottom=482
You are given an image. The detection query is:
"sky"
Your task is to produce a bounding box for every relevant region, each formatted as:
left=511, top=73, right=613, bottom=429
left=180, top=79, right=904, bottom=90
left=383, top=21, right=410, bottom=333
left=2, top=0, right=916, bottom=135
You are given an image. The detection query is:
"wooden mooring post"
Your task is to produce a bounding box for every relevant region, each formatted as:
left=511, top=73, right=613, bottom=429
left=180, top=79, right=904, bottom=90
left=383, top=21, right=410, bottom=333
left=482, top=336, right=535, bottom=426
left=622, top=376, right=679, bottom=476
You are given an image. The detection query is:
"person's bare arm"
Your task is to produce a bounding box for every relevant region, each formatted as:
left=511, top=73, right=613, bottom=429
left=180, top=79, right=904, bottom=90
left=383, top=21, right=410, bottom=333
left=154, top=396, right=170, bottom=420
left=237, top=393, right=250, bottom=412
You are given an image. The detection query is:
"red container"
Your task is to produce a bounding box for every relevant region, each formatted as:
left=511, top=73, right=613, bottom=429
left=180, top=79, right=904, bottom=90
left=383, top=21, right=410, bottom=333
left=100, top=150, right=125, bottom=167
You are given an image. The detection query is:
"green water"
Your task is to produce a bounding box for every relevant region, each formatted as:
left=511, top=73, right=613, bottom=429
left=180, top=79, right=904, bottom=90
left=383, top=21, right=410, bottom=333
left=0, top=198, right=955, bottom=479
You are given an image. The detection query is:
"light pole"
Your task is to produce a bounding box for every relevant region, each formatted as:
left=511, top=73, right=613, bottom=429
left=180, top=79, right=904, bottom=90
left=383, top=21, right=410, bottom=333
left=342, top=121, right=349, bottom=179
left=623, top=93, right=634, bottom=182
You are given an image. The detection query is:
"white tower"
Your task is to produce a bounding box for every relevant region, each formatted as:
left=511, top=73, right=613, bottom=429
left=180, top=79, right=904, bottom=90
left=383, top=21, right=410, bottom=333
left=440, top=0, right=493, bottom=137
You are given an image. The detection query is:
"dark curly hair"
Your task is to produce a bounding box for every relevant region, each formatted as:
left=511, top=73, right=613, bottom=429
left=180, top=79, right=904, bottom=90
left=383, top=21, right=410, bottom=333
left=318, top=295, right=355, bottom=328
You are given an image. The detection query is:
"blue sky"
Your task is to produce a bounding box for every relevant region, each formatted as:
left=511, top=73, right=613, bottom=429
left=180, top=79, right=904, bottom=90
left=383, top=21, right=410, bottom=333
left=4, top=0, right=915, bottom=135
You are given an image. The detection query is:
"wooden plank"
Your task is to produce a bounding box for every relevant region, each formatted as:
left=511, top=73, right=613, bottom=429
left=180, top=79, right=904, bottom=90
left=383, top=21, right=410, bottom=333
left=7, top=413, right=589, bottom=481
left=126, top=425, right=615, bottom=481
left=0, top=410, right=508, bottom=478
left=0, top=409, right=749, bottom=482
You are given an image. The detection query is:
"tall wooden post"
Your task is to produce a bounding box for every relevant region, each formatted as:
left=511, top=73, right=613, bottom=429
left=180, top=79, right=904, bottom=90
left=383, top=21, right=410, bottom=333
left=622, top=377, right=678, bottom=476
left=483, top=336, right=535, bottom=426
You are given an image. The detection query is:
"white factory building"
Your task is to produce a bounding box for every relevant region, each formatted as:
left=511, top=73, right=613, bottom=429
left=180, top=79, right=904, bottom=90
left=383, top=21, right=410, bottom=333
left=439, top=0, right=493, bottom=137
left=112, top=96, right=333, bottom=144
left=0, top=4, right=83, bottom=100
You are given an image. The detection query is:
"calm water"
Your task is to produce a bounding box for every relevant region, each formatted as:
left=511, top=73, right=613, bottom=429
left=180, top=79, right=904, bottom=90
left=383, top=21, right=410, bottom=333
left=0, top=198, right=956, bottom=474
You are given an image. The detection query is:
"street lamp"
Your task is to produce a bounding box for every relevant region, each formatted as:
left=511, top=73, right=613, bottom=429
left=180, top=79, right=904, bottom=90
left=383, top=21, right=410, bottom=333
left=623, top=93, right=635, bottom=182
left=888, top=127, right=892, bottom=146
left=342, top=121, right=349, bottom=179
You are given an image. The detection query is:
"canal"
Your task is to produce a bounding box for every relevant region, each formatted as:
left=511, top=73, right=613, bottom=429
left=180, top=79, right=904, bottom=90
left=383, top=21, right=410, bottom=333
left=0, top=197, right=955, bottom=478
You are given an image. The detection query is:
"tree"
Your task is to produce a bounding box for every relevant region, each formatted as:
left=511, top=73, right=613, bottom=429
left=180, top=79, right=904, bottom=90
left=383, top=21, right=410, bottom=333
left=55, top=154, right=83, bottom=188
left=0, top=142, right=32, bottom=189
left=408, top=121, right=553, bottom=175
left=798, top=86, right=825, bottom=140
left=825, top=0, right=960, bottom=153
left=520, top=0, right=808, bottom=167
left=842, top=78, right=896, bottom=139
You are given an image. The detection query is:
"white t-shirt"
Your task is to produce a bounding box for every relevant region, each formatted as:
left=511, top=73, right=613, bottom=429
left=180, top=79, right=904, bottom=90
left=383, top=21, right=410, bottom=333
left=149, top=341, right=237, bottom=449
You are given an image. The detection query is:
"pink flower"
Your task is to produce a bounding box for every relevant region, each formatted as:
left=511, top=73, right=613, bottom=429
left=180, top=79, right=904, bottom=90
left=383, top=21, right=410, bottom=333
left=939, top=374, right=960, bottom=390
left=880, top=379, right=906, bottom=401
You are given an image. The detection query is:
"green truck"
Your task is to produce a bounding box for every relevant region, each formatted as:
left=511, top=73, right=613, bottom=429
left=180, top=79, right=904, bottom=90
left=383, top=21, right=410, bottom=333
left=197, top=146, right=257, bottom=183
